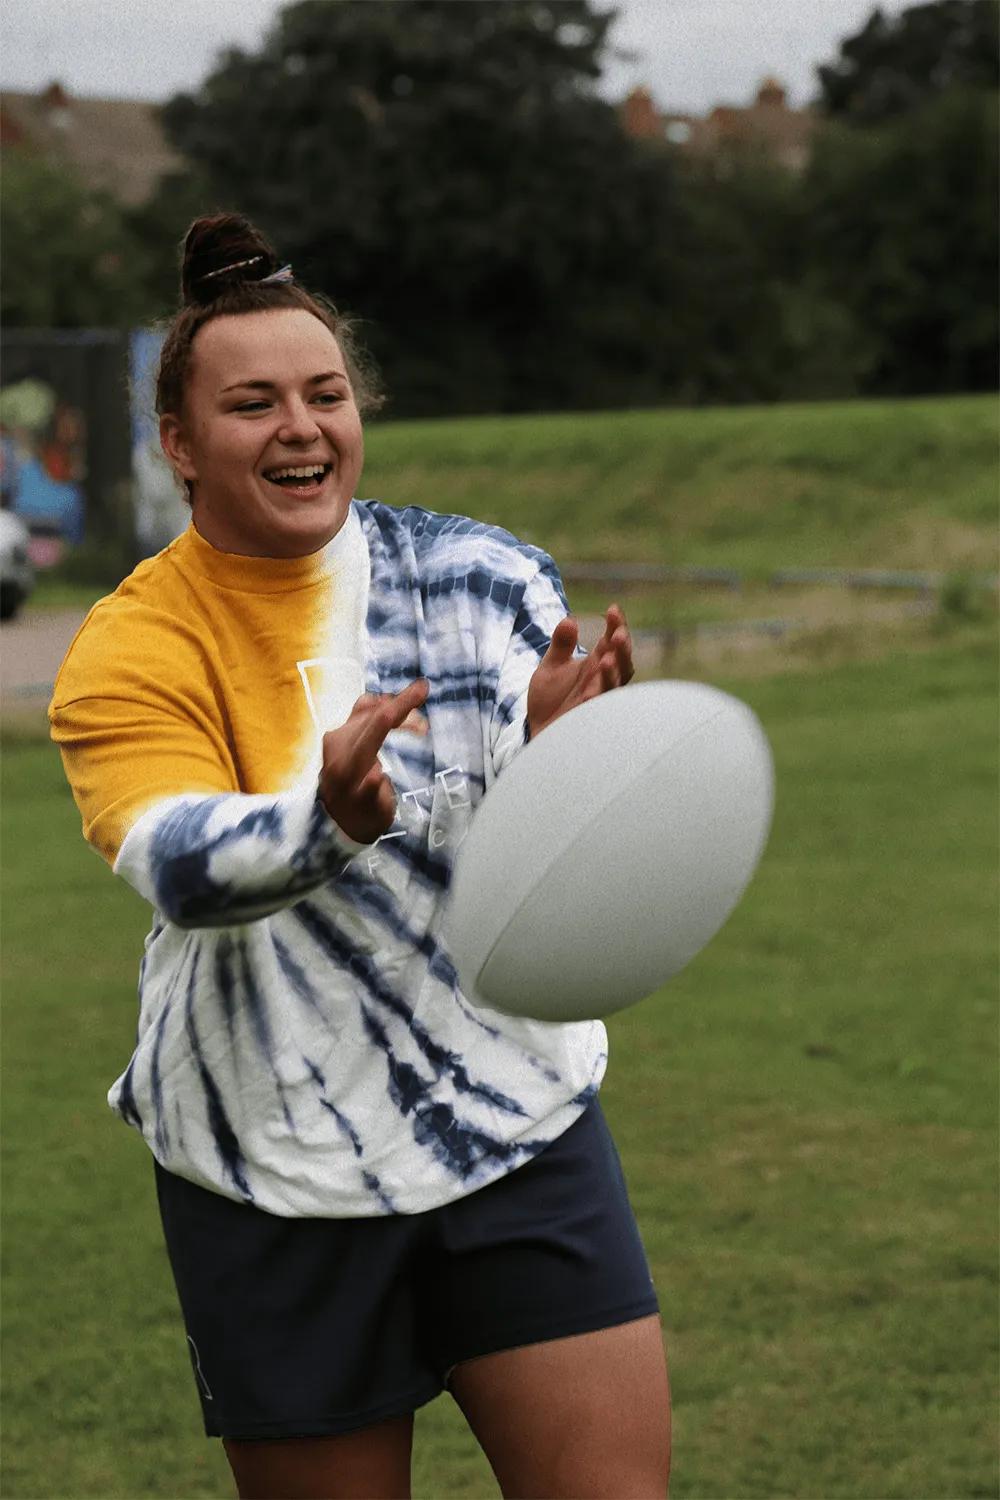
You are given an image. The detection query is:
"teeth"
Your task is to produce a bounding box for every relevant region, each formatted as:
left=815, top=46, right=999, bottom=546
left=267, top=464, right=327, bottom=480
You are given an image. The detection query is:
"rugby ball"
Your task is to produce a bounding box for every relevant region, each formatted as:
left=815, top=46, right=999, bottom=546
left=442, top=680, right=774, bottom=1022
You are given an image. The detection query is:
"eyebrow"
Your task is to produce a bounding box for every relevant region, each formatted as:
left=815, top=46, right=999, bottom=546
left=221, top=370, right=349, bottom=393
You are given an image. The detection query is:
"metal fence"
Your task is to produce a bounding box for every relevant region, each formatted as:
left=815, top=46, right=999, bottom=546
left=562, top=563, right=999, bottom=593
left=565, top=563, right=997, bottom=652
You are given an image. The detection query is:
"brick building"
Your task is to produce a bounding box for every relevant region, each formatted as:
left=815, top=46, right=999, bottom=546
left=621, top=78, right=819, bottom=173
left=0, top=81, right=183, bottom=205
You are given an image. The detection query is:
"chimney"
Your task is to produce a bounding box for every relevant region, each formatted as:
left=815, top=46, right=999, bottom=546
left=620, top=86, right=662, bottom=141
left=756, top=78, right=787, bottom=109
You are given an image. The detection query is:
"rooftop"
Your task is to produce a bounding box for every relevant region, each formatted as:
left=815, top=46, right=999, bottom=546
left=621, top=79, right=820, bottom=173
left=0, top=82, right=184, bottom=205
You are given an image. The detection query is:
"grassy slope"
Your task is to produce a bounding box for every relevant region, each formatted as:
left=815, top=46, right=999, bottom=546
left=27, top=392, right=998, bottom=620
left=1, top=633, right=996, bottom=1499
left=361, top=394, right=999, bottom=575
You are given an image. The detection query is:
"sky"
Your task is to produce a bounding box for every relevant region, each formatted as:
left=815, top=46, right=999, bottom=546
left=1, top=0, right=912, bottom=114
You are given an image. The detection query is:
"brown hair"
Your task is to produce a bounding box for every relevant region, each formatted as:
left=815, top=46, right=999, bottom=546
left=155, top=213, right=384, bottom=447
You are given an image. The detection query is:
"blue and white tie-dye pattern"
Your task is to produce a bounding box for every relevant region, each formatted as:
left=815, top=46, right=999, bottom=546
left=52, top=501, right=608, bottom=1218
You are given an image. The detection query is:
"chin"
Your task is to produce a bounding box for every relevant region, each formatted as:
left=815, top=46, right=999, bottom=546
left=266, top=497, right=350, bottom=553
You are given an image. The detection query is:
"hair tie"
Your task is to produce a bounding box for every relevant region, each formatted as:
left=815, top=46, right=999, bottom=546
left=261, top=264, right=293, bottom=284
left=199, top=255, right=264, bottom=282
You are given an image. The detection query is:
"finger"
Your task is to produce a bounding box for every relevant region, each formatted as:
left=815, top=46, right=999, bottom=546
left=570, top=629, right=632, bottom=706
left=331, top=681, right=429, bottom=783
left=585, top=635, right=619, bottom=684
left=593, top=605, right=625, bottom=653
left=329, top=701, right=391, bottom=783
left=351, top=679, right=428, bottom=718
left=386, top=679, right=429, bottom=734
left=600, top=650, right=621, bottom=690
left=581, top=663, right=606, bottom=702
left=573, top=648, right=608, bottom=700
left=346, top=685, right=426, bottom=767
left=400, top=708, right=429, bottom=735
left=591, top=627, right=631, bottom=690
left=364, top=679, right=429, bottom=733
left=348, top=766, right=399, bottom=836
left=357, top=760, right=385, bottom=792
left=609, top=625, right=634, bottom=684
left=597, top=620, right=632, bottom=663
left=355, top=692, right=430, bottom=738
left=617, top=635, right=634, bottom=684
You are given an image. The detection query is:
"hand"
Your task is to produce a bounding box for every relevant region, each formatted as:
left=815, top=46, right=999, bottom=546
left=319, top=680, right=429, bottom=844
left=526, top=604, right=634, bottom=740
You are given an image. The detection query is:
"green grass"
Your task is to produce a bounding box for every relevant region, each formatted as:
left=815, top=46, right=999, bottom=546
left=2, top=628, right=995, bottom=1499
left=362, top=394, right=998, bottom=576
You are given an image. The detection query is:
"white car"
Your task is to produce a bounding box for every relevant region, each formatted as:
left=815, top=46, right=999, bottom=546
left=0, top=510, right=35, bottom=620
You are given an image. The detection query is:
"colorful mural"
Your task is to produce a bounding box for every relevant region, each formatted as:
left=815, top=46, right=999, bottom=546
left=0, top=375, right=86, bottom=565
left=130, top=329, right=189, bottom=557
left=0, top=329, right=188, bottom=570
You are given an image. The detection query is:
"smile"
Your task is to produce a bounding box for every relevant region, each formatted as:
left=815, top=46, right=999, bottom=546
left=263, top=463, right=332, bottom=489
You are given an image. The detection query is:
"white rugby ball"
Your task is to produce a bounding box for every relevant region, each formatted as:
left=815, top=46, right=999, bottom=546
left=442, top=680, right=774, bottom=1023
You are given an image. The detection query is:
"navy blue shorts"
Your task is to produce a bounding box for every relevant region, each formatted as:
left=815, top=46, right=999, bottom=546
left=154, top=1094, right=660, bottom=1441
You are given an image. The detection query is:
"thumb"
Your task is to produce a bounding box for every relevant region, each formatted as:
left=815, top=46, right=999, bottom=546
left=545, top=616, right=579, bottom=660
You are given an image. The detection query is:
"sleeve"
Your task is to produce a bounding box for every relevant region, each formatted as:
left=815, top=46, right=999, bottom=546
left=49, top=603, right=367, bottom=929
left=489, top=555, right=587, bottom=778
left=112, top=788, right=367, bottom=930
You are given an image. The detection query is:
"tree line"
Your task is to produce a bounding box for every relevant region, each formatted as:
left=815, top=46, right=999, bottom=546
left=2, top=0, right=997, bottom=417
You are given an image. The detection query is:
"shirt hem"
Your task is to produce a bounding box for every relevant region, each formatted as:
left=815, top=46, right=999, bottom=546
left=134, top=1085, right=603, bottom=1219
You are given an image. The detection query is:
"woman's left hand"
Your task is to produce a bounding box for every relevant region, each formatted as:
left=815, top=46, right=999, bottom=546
left=526, top=603, right=635, bottom=740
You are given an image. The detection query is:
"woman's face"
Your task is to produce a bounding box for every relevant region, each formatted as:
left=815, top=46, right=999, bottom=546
left=160, top=308, right=365, bottom=558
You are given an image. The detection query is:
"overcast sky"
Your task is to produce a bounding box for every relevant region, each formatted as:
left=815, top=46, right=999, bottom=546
left=1, top=0, right=912, bottom=114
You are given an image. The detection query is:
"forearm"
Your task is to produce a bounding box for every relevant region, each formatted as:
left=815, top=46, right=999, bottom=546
left=114, top=786, right=368, bottom=929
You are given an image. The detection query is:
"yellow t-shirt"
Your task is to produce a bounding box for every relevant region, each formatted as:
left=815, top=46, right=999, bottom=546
left=51, top=512, right=369, bottom=868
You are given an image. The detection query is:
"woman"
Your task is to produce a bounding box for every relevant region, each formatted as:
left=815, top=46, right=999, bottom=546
left=49, top=214, right=670, bottom=1500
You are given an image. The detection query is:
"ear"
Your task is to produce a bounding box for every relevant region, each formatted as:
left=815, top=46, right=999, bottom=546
left=159, top=413, right=197, bottom=482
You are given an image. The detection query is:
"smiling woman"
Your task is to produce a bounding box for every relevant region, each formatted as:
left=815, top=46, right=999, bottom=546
left=155, top=215, right=382, bottom=556
left=47, top=212, right=665, bottom=1500
left=159, top=308, right=365, bottom=558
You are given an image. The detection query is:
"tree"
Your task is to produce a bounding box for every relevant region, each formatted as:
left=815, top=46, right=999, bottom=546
left=802, top=87, right=998, bottom=393
left=121, top=167, right=217, bottom=322
left=152, top=0, right=997, bottom=414
left=0, top=149, right=154, bottom=329
left=157, top=0, right=696, bottom=416
left=817, top=0, right=999, bottom=124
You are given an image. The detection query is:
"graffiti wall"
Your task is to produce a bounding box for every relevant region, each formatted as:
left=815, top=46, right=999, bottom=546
left=0, top=365, right=87, bottom=565
left=0, top=330, right=132, bottom=567
left=0, top=327, right=188, bottom=571
left=129, top=328, right=189, bottom=557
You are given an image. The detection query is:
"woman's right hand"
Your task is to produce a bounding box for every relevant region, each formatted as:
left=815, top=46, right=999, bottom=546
left=319, top=680, right=430, bottom=845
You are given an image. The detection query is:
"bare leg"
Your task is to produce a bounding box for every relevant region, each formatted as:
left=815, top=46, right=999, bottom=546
left=448, top=1313, right=670, bottom=1499
left=222, top=1411, right=414, bottom=1500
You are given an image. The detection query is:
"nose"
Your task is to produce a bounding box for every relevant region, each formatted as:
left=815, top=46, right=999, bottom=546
left=276, top=395, right=323, bottom=444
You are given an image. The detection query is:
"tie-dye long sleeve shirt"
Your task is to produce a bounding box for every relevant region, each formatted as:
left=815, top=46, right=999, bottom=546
left=49, top=501, right=608, bottom=1217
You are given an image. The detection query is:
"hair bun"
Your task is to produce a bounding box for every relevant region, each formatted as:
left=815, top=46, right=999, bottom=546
left=181, top=212, right=284, bottom=305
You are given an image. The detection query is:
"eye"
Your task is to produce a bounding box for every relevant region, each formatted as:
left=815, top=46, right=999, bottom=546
left=236, top=400, right=270, bottom=412
left=313, top=391, right=343, bottom=405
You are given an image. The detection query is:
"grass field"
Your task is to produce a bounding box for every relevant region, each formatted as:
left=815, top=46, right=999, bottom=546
left=2, top=617, right=996, bottom=1499
left=360, top=394, right=998, bottom=574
